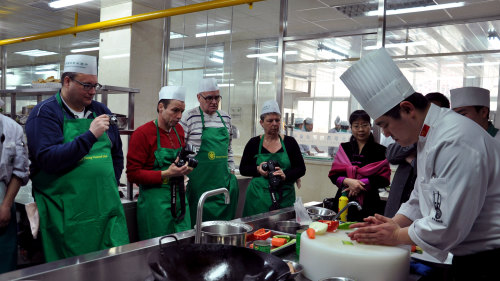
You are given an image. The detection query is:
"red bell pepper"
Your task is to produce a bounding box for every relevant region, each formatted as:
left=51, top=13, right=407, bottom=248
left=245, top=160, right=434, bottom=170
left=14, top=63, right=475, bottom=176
left=318, top=220, right=340, bottom=232
left=253, top=228, right=272, bottom=240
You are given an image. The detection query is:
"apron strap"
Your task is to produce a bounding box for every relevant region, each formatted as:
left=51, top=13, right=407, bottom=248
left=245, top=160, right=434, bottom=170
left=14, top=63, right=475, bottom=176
left=56, top=92, right=96, bottom=119
left=198, top=107, right=227, bottom=130
left=155, top=119, right=182, bottom=150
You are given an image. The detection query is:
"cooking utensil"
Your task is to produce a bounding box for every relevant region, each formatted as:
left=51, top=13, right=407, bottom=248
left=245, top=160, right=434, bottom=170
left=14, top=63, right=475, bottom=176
left=148, top=235, right=290, bottom=281
left=307, top=206, right=336, bottom=221
left=275, top=220, right=301, bottom=233
left=198, top=220, right=252, bottom=246
left=283, top=259, right=304, bottom=280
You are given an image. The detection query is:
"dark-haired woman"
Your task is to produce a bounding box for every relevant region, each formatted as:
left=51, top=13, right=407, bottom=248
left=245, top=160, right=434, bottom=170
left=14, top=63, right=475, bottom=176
left=328, top=110, right=390, bottom=221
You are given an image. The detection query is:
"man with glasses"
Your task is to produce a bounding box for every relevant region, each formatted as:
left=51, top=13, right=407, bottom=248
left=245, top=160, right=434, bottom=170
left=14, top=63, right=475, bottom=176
left=25, top=55, right=129, bottom=262
left=180, top=78, right=238, bottom=225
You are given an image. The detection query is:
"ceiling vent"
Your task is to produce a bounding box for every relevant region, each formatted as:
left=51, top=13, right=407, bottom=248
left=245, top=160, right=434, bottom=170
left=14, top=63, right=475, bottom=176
left=28, top=1, right=66, bottom=12
left=334, top=0, right=435, bottom=18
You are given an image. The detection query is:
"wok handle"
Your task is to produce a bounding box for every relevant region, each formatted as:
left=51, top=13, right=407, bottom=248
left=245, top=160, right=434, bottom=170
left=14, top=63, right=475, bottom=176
left=159, top=234, right=179, bottom=251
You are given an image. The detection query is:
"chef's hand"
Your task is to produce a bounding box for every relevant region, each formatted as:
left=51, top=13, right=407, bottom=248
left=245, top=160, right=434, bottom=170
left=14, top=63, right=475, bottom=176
left=0, top=204, right=11, bottom=229
left=273, top=167, right=286, bottom=180
left=161, top=157, right=193, bottom=179
left=89, top=114, right=110, bottom=138
left=347, top=214, right=401, bottom=246
left=257, top=162, right=268, bottom=177
left=342, top=178, right=366, bottom=197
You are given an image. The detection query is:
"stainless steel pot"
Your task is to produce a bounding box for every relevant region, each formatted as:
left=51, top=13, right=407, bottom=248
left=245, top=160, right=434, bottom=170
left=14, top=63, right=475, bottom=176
left=307, top=206, right=336, bottom=221
left=199, top=221, right=252, bottom=246
left=275, top=220, right=302, bottom=234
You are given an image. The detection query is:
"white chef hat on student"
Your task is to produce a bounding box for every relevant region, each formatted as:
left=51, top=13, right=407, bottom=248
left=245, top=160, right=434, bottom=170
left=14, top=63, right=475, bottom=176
left=261, top=100, right=281, bottom=115
left=334, top=116, right=341, bottom=125
left=340, top=48, right=415, bottom=120
left=450, top=87, right=490, bottom=109
left=198, top=78, right=219, bottom=93
left=159, top=86, right=186, bottom=102
left=304, top=118, right=313, bottom=125
left=295, top=117, right=304, bottom=124
left=63, top=55, right=97, bottom=75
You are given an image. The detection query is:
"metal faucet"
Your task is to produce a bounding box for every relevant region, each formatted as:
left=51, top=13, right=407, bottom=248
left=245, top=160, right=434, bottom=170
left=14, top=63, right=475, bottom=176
left=333, top=201, right=362, bottom=221
left=195, top=188, right=230, bottom=244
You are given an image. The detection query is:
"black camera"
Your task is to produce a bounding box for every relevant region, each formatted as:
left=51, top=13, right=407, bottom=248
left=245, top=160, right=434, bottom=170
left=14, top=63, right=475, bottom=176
left=107, top=114, right=118, bottom=126
left=175, top=144, right=198, bottom=168
left=261, top=160, right=281, bottom=188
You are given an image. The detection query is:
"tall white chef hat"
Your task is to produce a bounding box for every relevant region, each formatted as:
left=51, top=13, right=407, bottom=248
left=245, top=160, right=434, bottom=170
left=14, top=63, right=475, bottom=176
left=159, top=86, right=186, bottom=102
left=304, top=117, right=313, bottom=125
left=340, top=48, right=415, bottom=120
left=261, top=100, right=281, bottom=115
left=334, top=116, right=341, bottom=125
left=294, top=117, right=304, bottom=124
left=450, top=87, right=490, bottom=109
left=198, top=78, right=219, bottom=93
left=63, top=55, right=97, bottom=75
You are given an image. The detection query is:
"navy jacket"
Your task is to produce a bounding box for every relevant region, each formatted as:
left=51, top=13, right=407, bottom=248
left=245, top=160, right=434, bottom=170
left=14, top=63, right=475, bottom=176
left=25, top=92, right=124, bottom=184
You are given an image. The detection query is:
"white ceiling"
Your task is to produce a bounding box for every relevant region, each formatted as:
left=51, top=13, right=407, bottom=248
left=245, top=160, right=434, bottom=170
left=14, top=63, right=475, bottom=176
left=1, top=0, right=500, bottom=83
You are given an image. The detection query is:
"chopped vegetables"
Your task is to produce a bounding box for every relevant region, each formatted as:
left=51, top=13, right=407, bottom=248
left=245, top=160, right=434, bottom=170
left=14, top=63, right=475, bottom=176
left=273, top=235, right=291, bottom=243
left=309, top=221, right=328, bottom=235
left=411, top=245, right=423, bottom=254
left=338, top=221, right=357, bottom=229
left=271, top=237, right=287, bottom=247
left=306, top=228, right=316, bottom=239
left=318, top=220, right=340, bottom=232
left=254, top=228, right=272, bottom=240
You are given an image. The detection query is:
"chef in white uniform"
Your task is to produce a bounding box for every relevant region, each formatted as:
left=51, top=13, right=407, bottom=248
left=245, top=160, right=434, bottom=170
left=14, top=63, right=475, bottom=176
left=450, top=86, right=500, bottom=140
left=0, top=99, right=30, bottom=273
left=341, top=48, right=500, bottom=281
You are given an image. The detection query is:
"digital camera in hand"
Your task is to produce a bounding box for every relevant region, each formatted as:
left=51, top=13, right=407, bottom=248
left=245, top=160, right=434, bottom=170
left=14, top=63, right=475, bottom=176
left=262, top=160, right=281, bottom=188
left=107, top=114, right=118, bottom=126
left=175, top=144, right=198, bottom=168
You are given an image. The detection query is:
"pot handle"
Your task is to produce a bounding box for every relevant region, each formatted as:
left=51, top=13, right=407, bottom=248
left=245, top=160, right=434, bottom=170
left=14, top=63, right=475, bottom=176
left=159, top=234, right=179, bottom=254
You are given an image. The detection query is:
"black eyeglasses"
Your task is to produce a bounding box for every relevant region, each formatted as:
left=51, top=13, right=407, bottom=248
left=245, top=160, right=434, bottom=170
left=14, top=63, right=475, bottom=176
left=71, top=78, right=102, bottom=91
left=199, top=94, right=222, bottom=102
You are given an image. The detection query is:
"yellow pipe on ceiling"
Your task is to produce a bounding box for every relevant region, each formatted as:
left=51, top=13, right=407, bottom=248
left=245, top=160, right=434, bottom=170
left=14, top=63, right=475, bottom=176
left=0, top=0, right=264, bottom=46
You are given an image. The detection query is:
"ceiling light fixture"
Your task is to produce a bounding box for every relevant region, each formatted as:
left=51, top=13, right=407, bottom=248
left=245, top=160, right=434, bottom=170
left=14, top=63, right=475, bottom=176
left=14, top=49, right=58, bottom=57
left=71, top=46, right=99, bottom=53
left=246, top=50, right=298, bottom=58
left=364, top=41, right=426, bottom=50
left=365, top=2, right=465, bottom=16
left=317, top=43, right=349, bottom=60
left=466, top=62, right=500, bottom=66
left=209, top=56, right=224, bottom=64
left=102, top=54, right=130, bottom=59
left=170, top=32, right=187, bottom=39
left=49, top=0, right=94, bottom=9
left=195, top=30, right=230, bottom=38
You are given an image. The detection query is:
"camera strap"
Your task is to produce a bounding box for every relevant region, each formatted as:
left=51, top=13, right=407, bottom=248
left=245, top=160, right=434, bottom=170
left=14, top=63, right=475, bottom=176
left=170, top=177, right=186, bottom=222
left=268, top=185, right=283, bottom=211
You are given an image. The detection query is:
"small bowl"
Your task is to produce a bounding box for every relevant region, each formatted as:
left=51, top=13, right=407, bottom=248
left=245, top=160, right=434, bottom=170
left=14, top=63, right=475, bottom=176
left=319, top=277, right=355, bottom=281
left=275, top=221, right=301, bottom=234
left=307, top=206, right=336, bottom=221
left=283, top=259, right=304, bottom=279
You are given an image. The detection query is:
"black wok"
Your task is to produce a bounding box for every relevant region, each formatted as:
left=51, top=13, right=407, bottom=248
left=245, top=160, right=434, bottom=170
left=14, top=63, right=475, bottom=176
left=148, top=235, right=290, bottom=281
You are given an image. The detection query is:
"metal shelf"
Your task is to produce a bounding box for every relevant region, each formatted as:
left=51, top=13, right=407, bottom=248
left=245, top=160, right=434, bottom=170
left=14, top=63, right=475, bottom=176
left=1, top=85, right=140, bottom=200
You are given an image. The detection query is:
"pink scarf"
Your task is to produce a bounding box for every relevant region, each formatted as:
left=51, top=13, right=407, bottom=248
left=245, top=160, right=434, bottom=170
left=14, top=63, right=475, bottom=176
left=328, top=145, right=390, bottom=205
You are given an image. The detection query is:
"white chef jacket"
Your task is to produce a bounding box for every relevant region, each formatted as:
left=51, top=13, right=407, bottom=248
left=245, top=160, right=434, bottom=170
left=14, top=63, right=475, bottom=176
left=0, top=114, right=30, bottom=191
left=397, top=104, right=500, bottom=261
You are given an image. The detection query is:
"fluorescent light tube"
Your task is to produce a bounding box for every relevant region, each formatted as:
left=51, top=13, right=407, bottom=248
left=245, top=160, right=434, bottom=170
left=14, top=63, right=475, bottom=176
left=366, top=2, right=465, bottom=16
left=209, top=57, right=224, bottom=64
left=49, top=0, right=94, bottom=9
left=15, top=49, right=58, bottom=57
left=170, top=32, right=187, bottom=39
left=364, top=41, right=426, bottom=50
left=102, top=54, right=130, bottom=59
left=195, top=30, right=230, bottom=38
left=466, top=62, right=500, bottom=66
left=246, top=51, right=297, bottom=58
left=218, top=83, right=234, bottom=87
left=71, top=46, right=99, bottom=53
left=212, top=51, right=224, bottom=58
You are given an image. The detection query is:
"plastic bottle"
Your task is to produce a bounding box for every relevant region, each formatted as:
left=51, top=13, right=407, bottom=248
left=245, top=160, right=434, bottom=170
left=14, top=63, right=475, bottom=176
left=338, top=191, right=349, bottom=222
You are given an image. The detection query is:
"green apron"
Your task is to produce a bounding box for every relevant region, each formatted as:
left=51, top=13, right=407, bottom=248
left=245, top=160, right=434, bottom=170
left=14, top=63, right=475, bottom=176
left=137, top=120, right=191, bottom=240
left=187, top=108, right=238, bottom=225
left=243, top=135, right=295, bottom=217
left=32, top=93, right=129, bottom=262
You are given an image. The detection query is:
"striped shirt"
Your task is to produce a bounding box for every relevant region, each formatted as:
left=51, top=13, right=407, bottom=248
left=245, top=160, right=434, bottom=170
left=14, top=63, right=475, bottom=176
left=180, top=107, right=235, bottom=169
